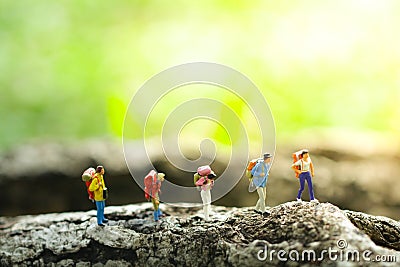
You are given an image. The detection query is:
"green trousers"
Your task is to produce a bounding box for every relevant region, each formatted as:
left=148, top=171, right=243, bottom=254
left=151, top=193, right=159, bottom=210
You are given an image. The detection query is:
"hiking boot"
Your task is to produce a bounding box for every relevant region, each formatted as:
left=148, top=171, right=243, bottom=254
left=254, top=210, right=262, bottom=215
left=311, top=199, right=319, bottom=203
left=296, top=198, right=302, bottom=202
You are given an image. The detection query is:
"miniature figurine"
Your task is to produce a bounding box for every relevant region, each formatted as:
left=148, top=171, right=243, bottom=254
left=194, top=165, right=216, bottom=221
left=88, top=166, right=109, bottom=226
left=144, top=170, right=165, bottom=222
left=249, top=153, right=272, bottom=217
left=291, top=149, right=318, bottom=203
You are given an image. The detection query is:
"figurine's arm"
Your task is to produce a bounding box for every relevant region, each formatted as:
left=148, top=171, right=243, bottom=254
left=157, top=182, right=162, bottom=194
left=310, top=162, right=315, bottom=177
left=265, top=164, right=271, bottom=176
left=101, top=177, right=106, bottom=189
left=89, top=178, right=100, bottom=192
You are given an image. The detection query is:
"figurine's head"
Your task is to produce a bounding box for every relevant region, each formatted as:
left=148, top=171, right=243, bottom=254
left=207, top=172, right=217, bottom=179
left=96, top=165, right=105, bottom=175
left=263, top=153, right=272, bottom=163
left=301, top=150, right=309, bottom=159
left=157, top=173, right=165, bottom=181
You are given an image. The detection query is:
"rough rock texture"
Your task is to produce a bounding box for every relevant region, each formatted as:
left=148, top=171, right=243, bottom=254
left=1, top=202, right=399, bottom=266
left=345, top=210, right=400, bottom=251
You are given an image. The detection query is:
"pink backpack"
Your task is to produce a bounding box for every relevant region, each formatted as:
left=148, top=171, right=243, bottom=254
left=144, top=170, right=160, bottom=200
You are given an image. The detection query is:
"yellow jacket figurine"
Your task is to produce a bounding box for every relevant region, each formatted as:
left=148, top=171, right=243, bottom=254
left=89, top=171, right=107, bottom=201
left=89, top=166, right=108, bottom=226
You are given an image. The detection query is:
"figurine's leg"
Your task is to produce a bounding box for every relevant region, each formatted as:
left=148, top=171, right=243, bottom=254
left=255, top=198, right=260, bottom=211
left=151, top=197, right=159, bottom=211
left=153, top=193, right=162, bottom=217
left=200, top=190, right=210, bottom=221
left=297, top=174, right=305, bottom=200
left=205, top=190, right=211, bottom=220
left=101, top=201, right=108, bottom=223
left=153, top=210, right=159, bottom=221
left=100, top=201, right=105, bottom=224
left=306, top=173, right=315, bottom=200
left=95, top=201, right=103, bottom=225
left=255, top=192, right=261, bottom=211
left=204, top=207, right=209, bottom=221
left=263, top=187, right=267, bottom=205
left=206, top=190, right=212, bottom=216
left=256, top=187, right=266, bottom=212
left=151, top=198, right=159, bottom=221
left=200, top=190, right=206, bottom=215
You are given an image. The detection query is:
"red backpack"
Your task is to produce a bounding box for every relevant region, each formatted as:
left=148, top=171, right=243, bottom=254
left=245, top=158, right=261, bottom=179
left=144, top=170, right=160, bottom=200
left=82, top=168, right=96, bottom=201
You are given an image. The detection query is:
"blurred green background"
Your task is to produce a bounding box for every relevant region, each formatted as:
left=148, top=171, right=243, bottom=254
left=1, top=1, right=400, bottom=218
left=1, top=0, right=399, bottom=149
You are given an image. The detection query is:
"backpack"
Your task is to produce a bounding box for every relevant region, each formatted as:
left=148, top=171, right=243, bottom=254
left=144, top=170, right=159, bottom=200
left=193, top=172, right=202, bottom=185
left=81, top=168, right=96, bottom=201
left=292, top=150, right=304, bottom=178
left=245, top=158, right=262, bottom=179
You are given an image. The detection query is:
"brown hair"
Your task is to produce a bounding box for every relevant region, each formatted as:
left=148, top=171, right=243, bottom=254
left=96, top=166, right=104, bottom=173
left=301, top=150, right=309, bottom=156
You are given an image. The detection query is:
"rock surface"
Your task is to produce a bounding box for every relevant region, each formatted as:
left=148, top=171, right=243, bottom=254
left=0, top=202, right=399, bottom=266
